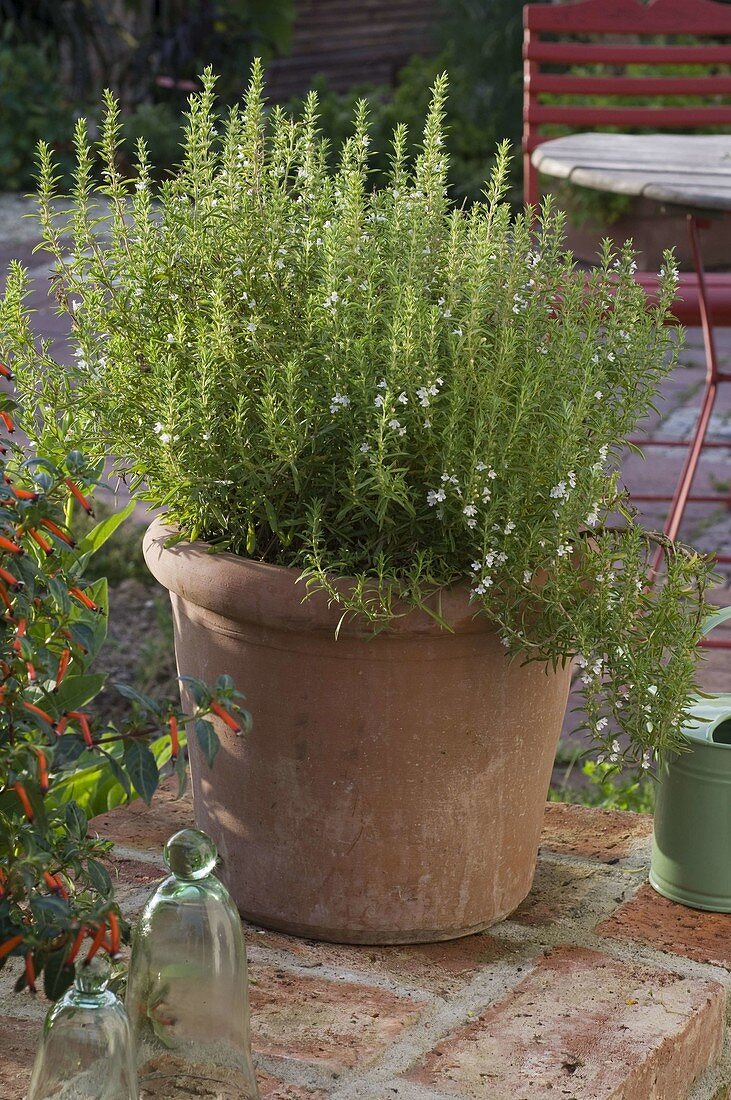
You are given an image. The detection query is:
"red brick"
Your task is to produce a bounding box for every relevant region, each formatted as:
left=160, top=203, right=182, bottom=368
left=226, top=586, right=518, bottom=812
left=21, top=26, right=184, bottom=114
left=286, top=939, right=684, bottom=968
left=598, top=882, right=731, bottom=969
left=249, top=964, right=426, bottom=1070
left=511, top=860, right=605, bottom=927
left=406, top=945, right=724, bottom=1099
left=0, top=1016, right=41, bottom=1100
left=257, top=1071, right=327, bottom=1099
left=245, top=924, right=514, bottom=994
left=541, top=803, right=652, bottom=863
left=91, top=777, right=193, bottom=853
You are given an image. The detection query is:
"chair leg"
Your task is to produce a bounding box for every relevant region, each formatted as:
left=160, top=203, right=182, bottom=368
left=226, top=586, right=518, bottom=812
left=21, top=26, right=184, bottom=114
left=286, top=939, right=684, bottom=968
left=649, top=215, right=720, bottom=578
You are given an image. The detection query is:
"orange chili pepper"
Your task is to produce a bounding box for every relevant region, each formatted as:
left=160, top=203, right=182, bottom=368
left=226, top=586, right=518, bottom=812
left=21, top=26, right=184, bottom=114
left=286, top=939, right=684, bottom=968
left=0, top=362, right=13, bottom=380
left=0, top=582, right=12, bottom=612
left=55, top=648, right=71, bottom=688
left=85, top=922, right=107, bottom=962
left=108, top=911, right=120, bottom=956
left=65, top=926, right=86, bottom=967
left=40, top=518, right=75, bottom=547
left=0, top=412, right=15, bottom=433
left=27, top=528, right=52, bottom=555
left=0, top=535, right=22, bottom=555
left=0, top=934, right=23, bottom=960
left=24, top=953, right=36, bottom=993
left=211, top=700, right=241, bottom=734
left=20, top=700, right=54, bottom=727
left=35, top=748, right=49, bottom=794
left=0, top=565, right=21, bottom=590
left=64, top=479, right=94, bottom=516
left=14, top=782, right=33, bottom=821
left=67, top=711, right=93, bottom=746
left=69, top=587, right=100, bottom=613
left=168, top=715, right=180, bottom=760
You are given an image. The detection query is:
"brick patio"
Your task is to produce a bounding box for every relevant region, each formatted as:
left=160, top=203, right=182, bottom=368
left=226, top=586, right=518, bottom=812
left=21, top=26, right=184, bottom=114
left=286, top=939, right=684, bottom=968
left=2, top=784, right=731, bottom=1099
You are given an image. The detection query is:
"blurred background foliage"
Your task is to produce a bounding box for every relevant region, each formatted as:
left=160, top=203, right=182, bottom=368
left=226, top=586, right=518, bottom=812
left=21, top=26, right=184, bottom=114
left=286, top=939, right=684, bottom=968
left=0, top=0, right=523, bottom=200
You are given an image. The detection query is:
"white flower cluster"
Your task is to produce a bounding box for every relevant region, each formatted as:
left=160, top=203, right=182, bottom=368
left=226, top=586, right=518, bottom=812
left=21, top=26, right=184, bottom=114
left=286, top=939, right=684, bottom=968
left=550, top=471, right=576, bottom=501
left=153, top=421, right=179, bottom=446
left=330, top=392, right=350, bottom=414
left=416, top=380, right=442, bottom=408
left=469, top=548, right=508, bottom=596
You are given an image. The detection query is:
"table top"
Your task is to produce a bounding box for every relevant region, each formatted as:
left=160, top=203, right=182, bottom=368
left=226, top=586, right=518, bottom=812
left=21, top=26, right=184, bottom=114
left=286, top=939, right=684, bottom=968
left=532, top=133, right=731, bottom=212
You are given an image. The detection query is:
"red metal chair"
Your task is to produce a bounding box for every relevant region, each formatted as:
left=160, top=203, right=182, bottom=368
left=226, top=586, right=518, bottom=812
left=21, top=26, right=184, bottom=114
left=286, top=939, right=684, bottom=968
left=523, top=0, right=731, bottom=604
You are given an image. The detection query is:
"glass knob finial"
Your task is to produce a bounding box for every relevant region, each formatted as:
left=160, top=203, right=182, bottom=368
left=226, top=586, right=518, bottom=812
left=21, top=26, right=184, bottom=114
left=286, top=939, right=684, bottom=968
left=163, top=828, right=218, bottom=880
left=74, top=953, right=112, bottom=995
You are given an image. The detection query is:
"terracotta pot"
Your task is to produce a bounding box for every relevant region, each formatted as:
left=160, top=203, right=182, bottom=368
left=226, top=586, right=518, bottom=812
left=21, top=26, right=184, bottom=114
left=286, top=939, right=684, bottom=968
left=143, top=518, right=572, bottom=944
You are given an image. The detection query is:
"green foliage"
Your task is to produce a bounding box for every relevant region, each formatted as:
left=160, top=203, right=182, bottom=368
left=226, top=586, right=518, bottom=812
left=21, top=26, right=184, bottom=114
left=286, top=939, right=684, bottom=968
left=0, top=438, right=251, bottom=996
left=550, top=749, right=656, bottom=814
left=0, top=25, right=74, bottom=191
left=0, top=64, right=717, bottom=769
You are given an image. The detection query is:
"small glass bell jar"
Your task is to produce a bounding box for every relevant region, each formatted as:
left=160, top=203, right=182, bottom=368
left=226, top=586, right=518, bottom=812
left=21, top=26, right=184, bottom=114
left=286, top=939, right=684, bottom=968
left=27, top=954, right=139, bottom=1100
left=125, top=828, right=260, bottom=1099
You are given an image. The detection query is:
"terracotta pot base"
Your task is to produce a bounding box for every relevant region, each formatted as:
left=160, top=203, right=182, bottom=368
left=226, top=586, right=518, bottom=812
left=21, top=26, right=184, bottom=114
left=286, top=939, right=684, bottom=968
left=143, top=519, right=572, bottom=944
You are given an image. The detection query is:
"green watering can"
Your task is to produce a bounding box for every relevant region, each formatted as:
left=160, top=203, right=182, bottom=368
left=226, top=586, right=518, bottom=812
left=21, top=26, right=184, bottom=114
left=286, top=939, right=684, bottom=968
left=650, top=606, right=731, bottom=912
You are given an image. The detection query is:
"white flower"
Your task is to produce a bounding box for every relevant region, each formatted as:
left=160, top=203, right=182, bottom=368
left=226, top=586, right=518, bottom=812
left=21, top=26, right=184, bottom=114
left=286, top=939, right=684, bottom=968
left=377, top=378, right=387, bottom=389
left=427, top=488, right=447, bottom=507
left=166, top=333, right=175, bottom=344
left=135, top=181, right=147, bottom=193
left=550, top=481, right=568, bottom=499
left=360, top=442, right=370, bottom=453
left=585, top=509, right=599, bottom=527
left=397, top=391, right=408, bottom=405
left=423, top=418, right=431, bottom=428
left=388, top=418, right=406, bottom=436
left=594, top=391, right=603, bottom=400
left=374, top=394, right=385, bottom=408
left=442, top=308, right=452, bottom=319
left=452, top=327, right=463, bottom=337
left=463, top=504, right=477, bottom=517
left=596, top=717, right=609, bottom=733
left=247, top=320, right=258, bottom=333
left=523, top=570, right=532, bottom=585
left=330, top=392, right=351, bottom=414
left=641, top=750, right=653, bottom=771
left=133, top=287, right=143, bottom=298
left=504, top=520, right=515, bottom=535
left=159, top=432, right=172, bottom=444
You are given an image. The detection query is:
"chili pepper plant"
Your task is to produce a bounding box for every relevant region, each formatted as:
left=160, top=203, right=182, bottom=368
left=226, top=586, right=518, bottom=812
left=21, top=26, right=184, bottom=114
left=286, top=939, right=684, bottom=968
left=0, top=424, right=249, bottom=999
left=0, top=63, right=718, bottom=771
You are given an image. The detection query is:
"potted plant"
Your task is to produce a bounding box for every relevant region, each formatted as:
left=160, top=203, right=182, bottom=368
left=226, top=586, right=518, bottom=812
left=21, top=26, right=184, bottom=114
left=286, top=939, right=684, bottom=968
left=0, top=64, right=714, bottom=944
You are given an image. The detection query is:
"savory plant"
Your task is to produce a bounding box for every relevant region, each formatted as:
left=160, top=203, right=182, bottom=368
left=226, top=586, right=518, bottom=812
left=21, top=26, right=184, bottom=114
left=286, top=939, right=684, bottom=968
left=0, top=63, right=715, bottom=768
left=0, top=430, right=249, bottom=998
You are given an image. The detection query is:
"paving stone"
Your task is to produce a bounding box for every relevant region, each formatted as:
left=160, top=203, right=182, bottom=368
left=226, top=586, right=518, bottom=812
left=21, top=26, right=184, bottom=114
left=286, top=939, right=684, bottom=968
left=405, top=945, right=724, bottom=1099
left=0, top=1016, right=41, bottom=1100
left=598, top=883, right=731, bottom=969
left=541, top=803, right=653, bottom=863
left=245, top=924, right=515, bottom=995
left=249, top=964, right=426, bottom=1071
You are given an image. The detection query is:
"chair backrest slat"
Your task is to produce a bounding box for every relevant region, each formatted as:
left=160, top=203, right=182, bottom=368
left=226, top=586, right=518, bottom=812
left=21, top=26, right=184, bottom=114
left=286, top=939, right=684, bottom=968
left=523, top=0, right=731, bottom=205
left=532, top=74, right=731, bottom=98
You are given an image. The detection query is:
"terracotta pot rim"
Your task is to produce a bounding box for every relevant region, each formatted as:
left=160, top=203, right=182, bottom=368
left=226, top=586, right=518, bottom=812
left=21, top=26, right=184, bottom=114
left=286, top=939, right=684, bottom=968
left=142, top=516, right=496, bottom=638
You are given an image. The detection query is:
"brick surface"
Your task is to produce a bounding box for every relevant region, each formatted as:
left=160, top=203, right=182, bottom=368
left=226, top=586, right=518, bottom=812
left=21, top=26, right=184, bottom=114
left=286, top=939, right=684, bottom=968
left=249, top=964, right=426, bottom=1070
left=246, top=925, right=515, bottom=995
left=598, top=883, right=731, bottom=970
left=0, top=1016, right=40, bottom=1100
left=541, top=803, right=653, bottom=863
left=511, top=859, right=606, bottom=927
left=91, top=777, right=193, bottom=852
left=257, top=1072, right=327, bottom=1099
left=406, top=946, right=724, bottom=1100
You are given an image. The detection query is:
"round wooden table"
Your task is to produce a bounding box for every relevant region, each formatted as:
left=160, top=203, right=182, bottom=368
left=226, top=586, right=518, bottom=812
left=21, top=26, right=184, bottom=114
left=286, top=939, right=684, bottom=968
left=532, top=131, right=731, bottom=593
left=531, top=132, right=731, bottom=212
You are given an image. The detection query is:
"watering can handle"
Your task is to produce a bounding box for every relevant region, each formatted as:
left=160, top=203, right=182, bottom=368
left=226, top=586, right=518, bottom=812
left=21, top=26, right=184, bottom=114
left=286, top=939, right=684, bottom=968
left=702, top=606, right=731, bottom=637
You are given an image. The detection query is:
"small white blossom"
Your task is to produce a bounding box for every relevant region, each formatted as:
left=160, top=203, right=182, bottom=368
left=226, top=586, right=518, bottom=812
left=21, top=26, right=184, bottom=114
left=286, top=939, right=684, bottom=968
left=247, top=320, right=258, bottom=333
left=397, top=391, right=408, bottom=405
left=523, top=570, right=532, bottom=585
left=360, top=442, right=370, bottom=453
left=594, top=391, right=603, bottom=400
left=166, top=333, right=175, bottom=344
left=374, top=394, right=385, bottom=408
left=330, top=392, right=351, bottom=414
left=427, top=488, right=447, bottom=507
left=504, top=520, right=516, bottom=535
